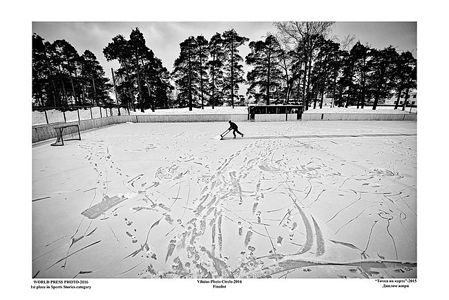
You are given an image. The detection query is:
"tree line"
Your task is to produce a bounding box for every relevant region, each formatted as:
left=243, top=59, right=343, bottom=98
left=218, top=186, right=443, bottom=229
left=33, top=34, right=113, bottom=109
left=33, top=22, right=417, bottom=111
left=245, top=22, right=416, bottom=110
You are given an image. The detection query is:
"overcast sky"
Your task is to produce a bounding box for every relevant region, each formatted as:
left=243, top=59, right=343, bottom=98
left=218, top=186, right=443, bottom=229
left=32, top=22, right=417, bottom=80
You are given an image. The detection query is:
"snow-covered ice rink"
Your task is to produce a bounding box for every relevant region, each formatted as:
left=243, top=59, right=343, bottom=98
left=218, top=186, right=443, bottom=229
left=32, top=121, right=417, bottom=278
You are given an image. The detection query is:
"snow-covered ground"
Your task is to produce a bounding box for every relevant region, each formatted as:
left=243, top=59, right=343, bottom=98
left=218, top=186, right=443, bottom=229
left=32, top=121, right=416, bottom=278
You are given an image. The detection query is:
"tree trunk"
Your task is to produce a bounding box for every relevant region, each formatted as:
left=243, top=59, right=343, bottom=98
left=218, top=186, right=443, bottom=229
left=302, top=60, right=308, bottom=110
left=211, top=68, right=216, bottom=109
left=373, top=93, right=379, bottom=110
left=402, top=88, right=410, bottom=111
left=360, top=57, right=366, bottom=109
left=199, top=46, right=204, bottom=109
left=134, top=47, right=144, bottom=113
left=61, top=79, right=68, bottom=107
left=81, top=84, right=86, bottom=105
left=332, top=73, right=337, bottom=107
left=187, top=47, right=193, bottom=111
left=111, top=68, right=120, bottom=106
left=144, top=78, right=154, bottom=112
left=320, top=89, right=324, bottom=109
left=266, top=48, right=271, bottom=105
left=338, top=89, right=343, bottom=107
left=306, top=54, right=313, bottom=110
left=50, top=79, right=57, bottom=108
left=282, top=56, right=290, bottom=104
left=373, top=65, right=385, bottom=110
left=395, top=88, right=402, bottom=109
left=296, top=74, right=301, bottom=104
left=123, top=65, right=135, bottom=111
left=360, top=79, right=365, bottom=109
left=346, top=91, right=350, bottom=108
left=230, top=40, right=235, bottom=108
left=91, top=77, right=96, bottom=106
left=200, top=68, right=204, bottom=109
left=69, top=75, right=77, bottom=106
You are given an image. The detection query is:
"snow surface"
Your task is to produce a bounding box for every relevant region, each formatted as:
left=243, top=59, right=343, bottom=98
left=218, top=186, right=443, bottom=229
left=32, top=121, right=417, bottom=278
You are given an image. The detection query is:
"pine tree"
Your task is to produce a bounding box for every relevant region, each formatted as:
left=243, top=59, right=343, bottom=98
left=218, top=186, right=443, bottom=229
left=32, top=34, right=53, bottom=107
left=350, top=42, right=371, bottom=108
left=52, top=40, right=83, bottom=106
left=104, top=28, right=172, bottom=112
left=172, top=37, right=200, bottom=110
left=392, top=51, right=416, bottom=110
left=207, top=33, right=226, bottom=108
left=80, top=50, right=112, bottom=106
left=336, top=50, right=355, bottom=107
left=246, top=35, right=284, bottom=105
left=129, top=28, right=147, bottom=112
left=328, top=49, right=347, bottom=107
left=222, top=29, right=248, bottom=108
left=104, top=34, right=136, bottom=110
left=367, top=46, right=398, bottom=110
left=310, top=37, right=340, bottom=108
left=289, top=47, right=306, bottom=104
left=195, top=36, right=210, bottom=109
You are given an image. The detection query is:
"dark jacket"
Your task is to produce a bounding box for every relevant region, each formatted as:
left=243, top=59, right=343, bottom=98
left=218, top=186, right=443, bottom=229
left=228, top=121, right=238, bottom=130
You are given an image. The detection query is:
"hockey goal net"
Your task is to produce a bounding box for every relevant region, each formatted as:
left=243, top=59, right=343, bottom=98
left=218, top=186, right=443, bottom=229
left=51, top=124, right=81, bottom=146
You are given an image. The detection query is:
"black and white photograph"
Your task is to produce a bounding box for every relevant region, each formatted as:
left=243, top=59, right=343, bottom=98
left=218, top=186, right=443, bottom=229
left=31, top=21, right=417, bottom=279
left=2, top=0, right=448, bottom=298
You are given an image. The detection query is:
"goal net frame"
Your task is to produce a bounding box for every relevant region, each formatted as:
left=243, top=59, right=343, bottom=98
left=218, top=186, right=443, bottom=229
left=51, top=124, right=81, bottom=146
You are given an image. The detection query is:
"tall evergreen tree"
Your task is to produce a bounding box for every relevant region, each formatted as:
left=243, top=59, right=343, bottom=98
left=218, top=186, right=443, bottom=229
left=32, top=34, right=112, bottom=109
left=195, top=36, right=210, bottom=109
left=52, top=40, right=82, bottom=106
left=129, top=28, right=147, bottom=112
left=104, top=34, right=136, bottom=110
left=172, top=37, right=200, bottom=110
left=32, top=34, right=53, bottom=107
left=310, top=37, right=340, bottom=108
left=327, top=48, right=347, bottom=107
left=367, top=46, right=398, bottom=110
left=104, top=28, right=172, bottom=112
left=336, top=50, right=356, bottom=107
left=222, top=29, right=248, bottom=108
left=350, top=42, right=371, bottom=108
left=289, top=47, right=306, bottom=104
left=392, top=51, right=417, bottom=110
left=80, top=50, right=112, bottom=106
left=246, top=35, right=284, bottom=105
left=207, top=33, right=226, bottom=109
